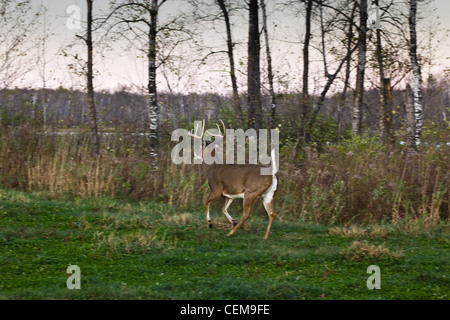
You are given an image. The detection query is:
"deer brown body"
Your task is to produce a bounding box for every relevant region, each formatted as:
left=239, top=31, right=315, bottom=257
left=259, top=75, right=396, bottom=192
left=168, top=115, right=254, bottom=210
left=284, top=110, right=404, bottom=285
left=190, top=120, right=278, bottom=239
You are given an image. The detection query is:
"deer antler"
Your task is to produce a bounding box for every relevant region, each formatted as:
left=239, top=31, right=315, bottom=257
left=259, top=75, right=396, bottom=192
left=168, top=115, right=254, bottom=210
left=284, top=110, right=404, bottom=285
left=188, top=119, right=205, bottom=139
left=206, top=119, right=226, bottom=139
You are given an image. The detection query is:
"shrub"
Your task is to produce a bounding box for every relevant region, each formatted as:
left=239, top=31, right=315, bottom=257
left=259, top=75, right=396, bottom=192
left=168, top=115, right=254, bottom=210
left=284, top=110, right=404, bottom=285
left=0, top=127, right=448, bottom=226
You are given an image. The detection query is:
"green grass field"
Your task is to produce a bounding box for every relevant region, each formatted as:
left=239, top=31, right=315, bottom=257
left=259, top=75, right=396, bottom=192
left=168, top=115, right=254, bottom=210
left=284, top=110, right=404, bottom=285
left=0, top=189, right=448, bottom=300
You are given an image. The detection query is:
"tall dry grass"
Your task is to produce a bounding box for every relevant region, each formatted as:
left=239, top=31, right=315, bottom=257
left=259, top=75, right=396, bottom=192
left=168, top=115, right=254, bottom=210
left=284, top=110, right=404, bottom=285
left=281, top=135, right=450, bottom=225
left=0, top=126, right=448, bottom=225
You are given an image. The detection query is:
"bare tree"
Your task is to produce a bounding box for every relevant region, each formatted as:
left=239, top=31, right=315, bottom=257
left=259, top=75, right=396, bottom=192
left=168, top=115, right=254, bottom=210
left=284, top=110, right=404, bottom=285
left=104, top=0, right=172, bottom=170
left=185, top=0, right=245, bottom=125
left=77, top=0, right=100, bottom=155
left=36, top=7, right=52, bottom=130
left=0, top=0, right=41, bottom=126
left=369, top=0, right=395, bottom=145
left=308, top=0, right=359, bottom=131
left=216, top=0, right=243, bottom=126
left=301, top=0, right=313, bottom=144
left=408, top=0, right=423, bottom=146
left=352, top=0, right=368, bottom=136
left=337, top=0, right=358, bottom=143
left=0, top=1, right=40, bottom=88
left=247, top=0, right=262, bottom=129
left=260, top=0, right=276, bottom=129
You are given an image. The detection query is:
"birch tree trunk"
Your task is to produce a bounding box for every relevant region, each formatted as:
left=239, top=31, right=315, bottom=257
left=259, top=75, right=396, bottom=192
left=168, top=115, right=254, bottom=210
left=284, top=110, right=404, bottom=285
left=405, top=84, right=417, bottom=151
left=408, top=0, right=423, bottom=146
left=352, top=0, right=368, bottom=136
left=148, top=0, right=159, bottom=170
left=375, top=3, right=392, bottom=145
left=105, top=0, right=166, bottom=169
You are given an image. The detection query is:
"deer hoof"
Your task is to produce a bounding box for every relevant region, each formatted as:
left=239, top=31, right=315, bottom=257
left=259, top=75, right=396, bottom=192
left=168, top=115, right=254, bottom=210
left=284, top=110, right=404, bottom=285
left=208, top=220, right=213, bottom=229
left=232, top=220, right=237, bottom=227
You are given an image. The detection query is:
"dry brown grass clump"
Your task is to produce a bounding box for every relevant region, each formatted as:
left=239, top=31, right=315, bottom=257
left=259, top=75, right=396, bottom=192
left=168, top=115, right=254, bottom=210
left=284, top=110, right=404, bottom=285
left=340, top=240, right=404, bottom=261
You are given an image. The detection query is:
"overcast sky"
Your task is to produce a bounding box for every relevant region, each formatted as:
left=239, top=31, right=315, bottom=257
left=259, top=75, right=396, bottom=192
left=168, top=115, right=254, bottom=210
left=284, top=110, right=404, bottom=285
left=17, top=0, right=450, bottom=93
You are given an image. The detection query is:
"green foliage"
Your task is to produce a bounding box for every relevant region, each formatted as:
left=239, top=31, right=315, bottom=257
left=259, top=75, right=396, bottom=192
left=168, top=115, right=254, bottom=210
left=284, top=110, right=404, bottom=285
left=334, top=132, right=382, bottom=155
left=218, top=103, right=240, bottom=128
left=0, top=189, right=448, bottom=300
left=309, top=114, right=340, bottom=148
left=422, top=120, right=450, bottom=145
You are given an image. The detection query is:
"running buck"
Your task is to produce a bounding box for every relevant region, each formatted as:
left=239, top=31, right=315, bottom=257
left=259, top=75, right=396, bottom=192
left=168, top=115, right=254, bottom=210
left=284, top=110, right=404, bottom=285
left=189, top=120, right=278, bottom=239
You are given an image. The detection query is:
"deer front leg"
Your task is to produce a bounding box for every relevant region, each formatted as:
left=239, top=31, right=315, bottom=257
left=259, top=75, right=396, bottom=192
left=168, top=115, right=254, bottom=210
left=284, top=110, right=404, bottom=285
left=227, top=196, right=255, bottom=237
left=205, top=190, right=221, bottom=229
left=205, top=202, right=213, bottom=229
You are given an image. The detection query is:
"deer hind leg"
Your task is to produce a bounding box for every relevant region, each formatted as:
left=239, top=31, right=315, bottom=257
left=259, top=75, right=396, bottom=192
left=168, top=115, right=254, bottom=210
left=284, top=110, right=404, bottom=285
left=222, top=198, right=237, bottom=227
left=262, top=176, right=278, bottom=239
left=263, top=199, right=276, bottom=240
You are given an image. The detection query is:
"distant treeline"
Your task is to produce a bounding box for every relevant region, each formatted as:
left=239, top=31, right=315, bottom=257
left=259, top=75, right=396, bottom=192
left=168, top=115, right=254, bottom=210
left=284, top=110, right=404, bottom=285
left=0, top=79, right=448, bottom=140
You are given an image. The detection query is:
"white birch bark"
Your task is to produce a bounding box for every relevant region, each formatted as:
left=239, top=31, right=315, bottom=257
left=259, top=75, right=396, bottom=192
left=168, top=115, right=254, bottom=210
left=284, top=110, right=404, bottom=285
left=409, top=0, right=423, bottom=146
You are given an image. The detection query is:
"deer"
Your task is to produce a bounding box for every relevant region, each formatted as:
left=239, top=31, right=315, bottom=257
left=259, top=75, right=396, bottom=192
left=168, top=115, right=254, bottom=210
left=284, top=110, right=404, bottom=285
left=188, top=120, right=278, bottom=239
